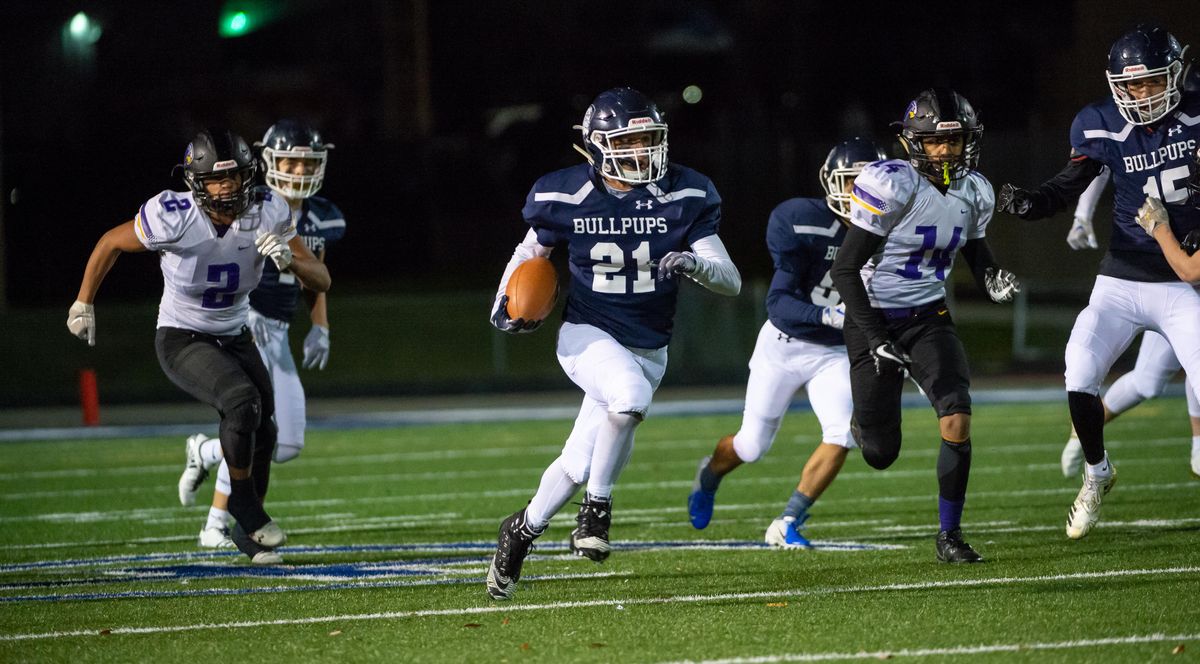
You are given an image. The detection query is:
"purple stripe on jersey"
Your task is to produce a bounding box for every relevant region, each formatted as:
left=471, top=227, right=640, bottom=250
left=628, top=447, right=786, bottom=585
left=852, top=185, right=889, bottom=213
left=138, top=203, right=154, bottom=240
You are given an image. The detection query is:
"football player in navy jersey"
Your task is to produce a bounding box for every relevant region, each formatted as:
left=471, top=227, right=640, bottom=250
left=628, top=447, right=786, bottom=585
left=998, top=24, right=1200, bottom=538
left=686, top=138, right=886, bottom=549
left=176, top=120, right=346, bottom=550
left=830, top=89, right=1020, bottom=563
left=67, top=128, right=331, bottom=563
left=485, top=87, right=741, bottom=600
left=1058, top=171, right=1200, bottom=479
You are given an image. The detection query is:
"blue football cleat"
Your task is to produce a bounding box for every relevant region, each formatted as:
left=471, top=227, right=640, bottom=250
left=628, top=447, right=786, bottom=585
left=764, top=517, right=812, bottom=549
left=688, top=456, right=716, bottom=529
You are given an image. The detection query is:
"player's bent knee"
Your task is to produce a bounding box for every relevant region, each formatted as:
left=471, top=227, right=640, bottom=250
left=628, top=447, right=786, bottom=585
left=858, top=426, right=901, bottom=470
left=556, top=453, right=590, bottom=485
left=273, top=443, right=302, bottom=464
left=731, top=416, right=782, bottom=463
left=939, top=414, right=971, bottom=443
left=221, top=388, right=263, bottom=434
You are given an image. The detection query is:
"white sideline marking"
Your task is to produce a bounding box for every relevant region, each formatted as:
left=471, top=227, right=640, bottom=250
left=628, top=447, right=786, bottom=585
left=660, top=632, right=1200, bottom=663
left=1, top=565, right=1195, bottom=642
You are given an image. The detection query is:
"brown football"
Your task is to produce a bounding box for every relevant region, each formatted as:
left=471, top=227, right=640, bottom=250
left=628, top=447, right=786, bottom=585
left=505, top=256, right=558, bottom=321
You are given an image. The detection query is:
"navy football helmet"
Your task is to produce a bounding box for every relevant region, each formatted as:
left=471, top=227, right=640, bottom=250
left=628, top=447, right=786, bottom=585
left=819, top=138, right=887, bottom=220
left=1106, top=24, right=1187, bottom=125
left=894, top=88, right=983, bottom=184
left=258, top=119, right=332, bottom=199
left=575, top=87, right=668, bottom=184
left=181, top=128, right=258, bottom=216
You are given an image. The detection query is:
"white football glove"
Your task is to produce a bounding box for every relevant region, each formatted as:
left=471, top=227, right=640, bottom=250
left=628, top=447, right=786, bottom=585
left=302, top=325, right=330, bottom=370
left=984, top=267, right=1021, bottom=303
left=656, top=251, right=698, bottom=281
left=255, top=232, right=293, bottom=271
left=1066, top=216, right=1099, bottom=250
left=1135, top=196, right=1168, bottom=236
left=67, top=300, right=96, bottom=346
left=871, top=341, right=911, bottom=376
left=820, top=305, right=845, bottom=330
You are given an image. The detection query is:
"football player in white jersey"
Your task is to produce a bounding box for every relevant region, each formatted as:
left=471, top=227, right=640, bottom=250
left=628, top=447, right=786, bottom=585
left=177, top=120, right=346, bottom=550
left=830, top=89, right=1020, bottom=563
left=1059, top=169, right=1200, bottom=478
left=686, top=138, right=887, bottom=548
left=66, top=128, right=331, bottom=564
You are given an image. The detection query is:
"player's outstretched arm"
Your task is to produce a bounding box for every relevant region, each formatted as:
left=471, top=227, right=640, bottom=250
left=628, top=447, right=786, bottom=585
left=302, top=285, right=331, bottom=370
left=284, top=236, right=331, bottom=293
left=998, top=155, right=1105, bottom=221
left=1066, top=169, right=1108, bottom=249
left=1138, top=197, right=1200, bottom=283
left=68, top=220, right=146, bottom=345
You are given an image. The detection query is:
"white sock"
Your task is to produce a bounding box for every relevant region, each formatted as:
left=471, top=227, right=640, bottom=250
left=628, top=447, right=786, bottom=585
left=205, top=506, right=229, bottom=531
left=1085, top=453, right=1112, bottom=479
left=585, top=412, right=639, bottom=500
left=198, top=437, right=223, bottom=467
left=525, top=459, right=581, bottom=530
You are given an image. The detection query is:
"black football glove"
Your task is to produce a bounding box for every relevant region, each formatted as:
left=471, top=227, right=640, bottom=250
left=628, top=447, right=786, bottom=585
left=997, top=184, right=1037, bottom=219
left=490, top=295, right=542, bottom=334
left=871, top=340, right=912, bottom=377
left=1183, top=230, right=1200, bottom=256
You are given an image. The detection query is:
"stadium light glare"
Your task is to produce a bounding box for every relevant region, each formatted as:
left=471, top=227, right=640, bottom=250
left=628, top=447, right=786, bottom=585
left=67, top=12, right=102, bottom=44
left=682, top=85, right=703, bottom=104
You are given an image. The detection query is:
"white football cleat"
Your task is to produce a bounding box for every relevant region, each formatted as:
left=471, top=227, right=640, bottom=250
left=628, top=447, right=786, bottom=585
left=198, top=526, right=235, bottom=549
left=1061, top=435, right=1084, bottom=478
left=1066, top=463, right=1117, bottom=540
left=1191, top=445, right=1200, bottom=479
left=764, top=517, right=812, bottom=549
left=250, top=550, right=283, bottom=565
left=249, top=521, right=287, bottom=548
left=177, top=434, right=211, bottom=507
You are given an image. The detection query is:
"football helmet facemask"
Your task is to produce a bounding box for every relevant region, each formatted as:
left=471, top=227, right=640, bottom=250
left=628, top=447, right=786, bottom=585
left=575, top=87, right=668, bottom=185
left=820, top=137, right=887, bottom=220
left=894, top=88, right=983, bottom=185
left=182, top=128, right=258, bottom=216
left=258, top=119, right=332, bottom=200
left=1107, top=23, right=1187, bottom=125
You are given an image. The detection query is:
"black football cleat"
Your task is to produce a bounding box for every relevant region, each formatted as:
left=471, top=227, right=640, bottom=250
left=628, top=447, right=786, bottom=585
left=570, top=496, right=613, bottom=562
left=486, top=509, right=541, bottom=600
left=935, top=528, right=983, bottom=563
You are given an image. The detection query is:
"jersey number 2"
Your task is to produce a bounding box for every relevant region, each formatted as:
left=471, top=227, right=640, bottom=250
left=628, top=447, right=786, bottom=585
left=201, top=263, right=240, bottom=309
left=592, top=241, right=654, bottom=294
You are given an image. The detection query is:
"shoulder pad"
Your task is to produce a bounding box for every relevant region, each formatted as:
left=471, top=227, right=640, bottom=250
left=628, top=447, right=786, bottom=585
left=853, top=160, right=917, bottom=215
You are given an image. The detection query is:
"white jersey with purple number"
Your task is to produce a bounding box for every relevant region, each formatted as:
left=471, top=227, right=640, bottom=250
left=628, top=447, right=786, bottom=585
left=133, top=189, right=294, bottom=336
left=848, top=159, right=993, bottom=309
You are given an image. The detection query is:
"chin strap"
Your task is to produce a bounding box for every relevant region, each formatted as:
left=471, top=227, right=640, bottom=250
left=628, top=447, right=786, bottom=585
left=572, top=143, right=594, bottom=165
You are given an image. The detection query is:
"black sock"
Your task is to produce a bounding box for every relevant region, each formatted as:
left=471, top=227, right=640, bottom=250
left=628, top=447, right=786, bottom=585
left=1067, top=391, right=1106, bottom=465
left=937, top=439, right=971, bottom=532
left=227, top=477, right=270, bottom=533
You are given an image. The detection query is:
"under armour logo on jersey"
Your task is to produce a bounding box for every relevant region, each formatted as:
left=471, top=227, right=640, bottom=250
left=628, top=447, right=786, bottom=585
left=1168, top=125, right=1183, bottom=137
left=635, top=200, right=654, bottom=210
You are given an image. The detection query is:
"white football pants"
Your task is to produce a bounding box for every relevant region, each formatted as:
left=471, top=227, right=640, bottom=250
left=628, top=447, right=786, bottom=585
left=1065, top=276, right=1200, bottom=411
left=732, top=320, right=855, bottom=464
left=1105, top=330, right=1200, bottom=417
left=247, top=309, right=306, bottom=461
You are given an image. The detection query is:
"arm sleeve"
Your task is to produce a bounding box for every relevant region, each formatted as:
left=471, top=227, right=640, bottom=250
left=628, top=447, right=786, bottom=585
left=830, top=224, right=890, bottom=348
left=1017, top=154, right=1107, bottom=220
left=959, top=237, right=998, bottom=293
left=491, top=229, right=554, bottom=314
left=765, top=269, right=825, bottom=327
left=1072, top=168, right=1110, bottom=222
left=686, top=234, right=741, bottom=296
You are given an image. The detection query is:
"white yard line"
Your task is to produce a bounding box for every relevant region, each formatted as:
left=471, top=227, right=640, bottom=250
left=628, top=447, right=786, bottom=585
left=659, top=632, right=1200, bottom=663
left=1, top=565, right=1195, bottom=642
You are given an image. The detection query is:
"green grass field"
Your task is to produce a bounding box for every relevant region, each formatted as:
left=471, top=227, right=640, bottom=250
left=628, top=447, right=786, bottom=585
left=1, top=397, right=1198, bottom=662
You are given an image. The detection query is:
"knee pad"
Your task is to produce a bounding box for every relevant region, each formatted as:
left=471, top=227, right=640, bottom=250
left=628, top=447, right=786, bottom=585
left=1131, top=372, right=1169, bottom=400
left=273, top=442, right=302, bottom=464
left=607, top=378, right=654, bottom=417
left=857, top=423, right=902, bottom=470
left=555, top=453, right=589, bottom=485
left=731, top=414, right=783, bottom=463
left=221, top=387, right=263, bottom=434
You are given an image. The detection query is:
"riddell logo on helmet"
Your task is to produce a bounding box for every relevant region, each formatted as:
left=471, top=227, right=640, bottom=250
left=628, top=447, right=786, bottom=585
left=213, top=160, right=237, bottom=170
left=628, top=117, right=653, bottom=127
left=1123, top=65, right=1149, bottom=74
left=936, top=121, right=963, bottom=131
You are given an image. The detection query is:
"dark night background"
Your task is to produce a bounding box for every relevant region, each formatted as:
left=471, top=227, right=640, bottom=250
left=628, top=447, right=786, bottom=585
left=1, top=0, right=1198, bottom=407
